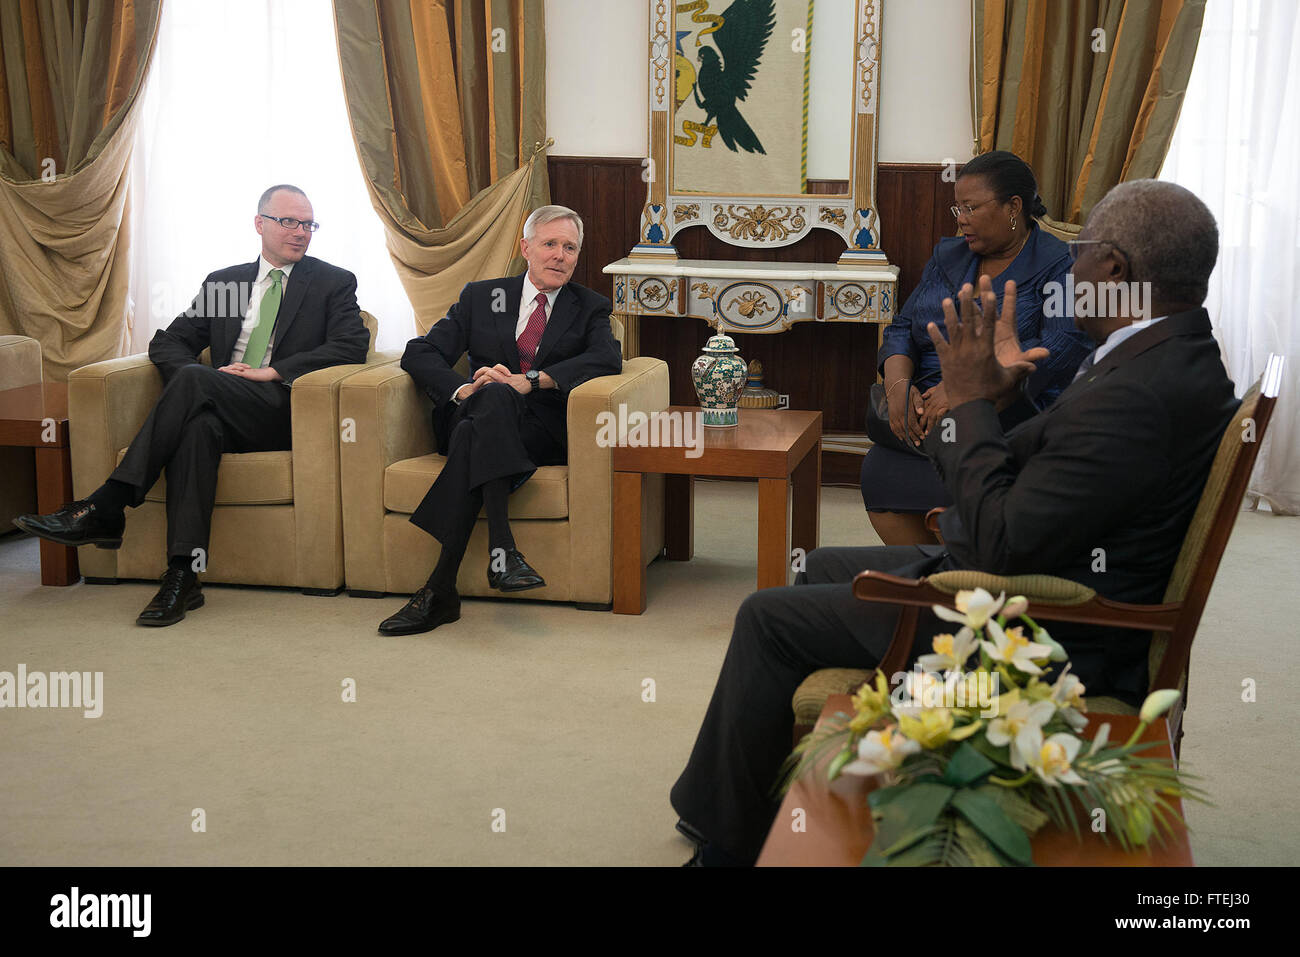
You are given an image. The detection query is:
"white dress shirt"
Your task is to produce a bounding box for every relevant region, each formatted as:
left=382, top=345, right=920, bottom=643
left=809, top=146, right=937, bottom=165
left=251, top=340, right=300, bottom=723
left=1093, top=314, right=1168, bottom=364
left=231, top=257, right=296, bottom=367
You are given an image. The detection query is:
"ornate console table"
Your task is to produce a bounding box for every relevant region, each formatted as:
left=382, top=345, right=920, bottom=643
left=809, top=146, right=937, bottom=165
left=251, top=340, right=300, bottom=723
left=602, top=258, right=899, bottom=357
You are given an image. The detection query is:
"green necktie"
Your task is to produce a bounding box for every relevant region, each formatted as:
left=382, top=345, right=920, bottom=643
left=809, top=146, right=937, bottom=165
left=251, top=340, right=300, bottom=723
left=242, top=268, right=283, bottom=369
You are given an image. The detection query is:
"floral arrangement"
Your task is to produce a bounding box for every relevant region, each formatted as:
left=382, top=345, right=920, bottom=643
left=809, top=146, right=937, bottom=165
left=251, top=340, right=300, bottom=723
left=781, top=588, right=1202, bottom=866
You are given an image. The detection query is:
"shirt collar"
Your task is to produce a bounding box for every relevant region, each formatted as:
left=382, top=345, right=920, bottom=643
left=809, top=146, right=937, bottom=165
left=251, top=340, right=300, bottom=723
left=522, top=274, right=560, bottom=313
left=1094, top=314, right=1169, bottom=363
left=257, top=256, right=295, bottom=283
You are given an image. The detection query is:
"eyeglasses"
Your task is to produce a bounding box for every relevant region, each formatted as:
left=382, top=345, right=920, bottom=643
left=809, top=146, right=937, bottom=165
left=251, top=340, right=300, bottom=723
left=260, top=214, right=320, bottom=233
left=950, top=199, right=998, bottom=219
left=1067, top=239, right=1130, bottom=262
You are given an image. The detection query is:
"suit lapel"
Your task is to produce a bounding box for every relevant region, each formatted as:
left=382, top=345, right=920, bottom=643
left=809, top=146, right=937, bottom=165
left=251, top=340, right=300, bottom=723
left=272, top=256, right=314, bottom=346
left=210, top=261, right=259, bottom=366
left=532, top=283, right=579, bottom=369
left=1045, top=309, right=1212, bottom=415
left=496, top=275, right=526, bottom=371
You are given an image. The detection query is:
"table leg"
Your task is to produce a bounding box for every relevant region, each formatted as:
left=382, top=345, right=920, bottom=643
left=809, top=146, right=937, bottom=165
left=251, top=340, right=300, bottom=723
left=613, top=470, right=646, bottom=614
left=791, top=440, right=821, bottom=557
left=34, top=445, right=79, bottom=586
left=757, top=476, right=791, bottom=589
left=664, top=473, right=694, bottom=561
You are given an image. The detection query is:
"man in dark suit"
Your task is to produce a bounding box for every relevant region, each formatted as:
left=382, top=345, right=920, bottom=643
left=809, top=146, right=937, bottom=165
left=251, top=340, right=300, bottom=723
left=376, top=205, right=622, bottom=636
left=15, top=185, right=369, bottom=626
left=671, top=180, right=1240, bottom=865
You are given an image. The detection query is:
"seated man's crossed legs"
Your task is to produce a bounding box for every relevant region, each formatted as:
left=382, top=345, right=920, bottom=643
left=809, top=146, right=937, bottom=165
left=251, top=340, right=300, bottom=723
left=15, top=363, right=293, bottom=626
left=378, top=381, right=562, bottom=636
left=670, top=544, right=951, bottom=866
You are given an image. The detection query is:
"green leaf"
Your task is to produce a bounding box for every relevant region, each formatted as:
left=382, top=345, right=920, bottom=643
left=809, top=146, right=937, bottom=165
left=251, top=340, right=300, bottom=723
left=943, top=742, right=997, bottom=787
left=863, top=782, right=955, bottom=865
left=969, top=734, right=1015, bottom=768
left=951, top=787, right=1034, bottom=865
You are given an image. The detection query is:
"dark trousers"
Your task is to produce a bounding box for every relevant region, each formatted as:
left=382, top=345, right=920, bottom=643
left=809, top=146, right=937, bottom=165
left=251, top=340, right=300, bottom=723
left=110, top=364, right=292, bottom=561
left=668, top=544, right=953, bottom=864
left=409, top=382, right=563, bottom=543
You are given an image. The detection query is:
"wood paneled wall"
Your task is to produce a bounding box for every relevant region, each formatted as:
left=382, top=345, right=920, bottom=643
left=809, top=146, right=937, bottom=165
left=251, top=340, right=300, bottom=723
left=547, top=157, right=954, bottom=483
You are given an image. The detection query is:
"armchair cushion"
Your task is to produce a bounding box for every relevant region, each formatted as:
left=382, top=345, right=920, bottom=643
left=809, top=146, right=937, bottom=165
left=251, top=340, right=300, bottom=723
left=117, top=448, right=295, bottom=506
left=383, top=454, right=569, bottom=519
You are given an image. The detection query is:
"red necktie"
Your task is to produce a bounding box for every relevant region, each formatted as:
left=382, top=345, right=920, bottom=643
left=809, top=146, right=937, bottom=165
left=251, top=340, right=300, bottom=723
left=517, top=292, right=548, bottom=373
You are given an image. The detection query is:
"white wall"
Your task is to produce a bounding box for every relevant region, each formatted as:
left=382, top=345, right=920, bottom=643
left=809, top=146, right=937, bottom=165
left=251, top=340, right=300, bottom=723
left=544, top=0, right=973, bottom=164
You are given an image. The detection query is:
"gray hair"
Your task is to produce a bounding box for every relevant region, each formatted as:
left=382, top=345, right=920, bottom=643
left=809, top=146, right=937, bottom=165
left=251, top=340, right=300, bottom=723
left=1084, top=180, right=1218, bottom=306
left=523, top=205, right=584, bottom=247
left=258, top=184, right=308, bottom=214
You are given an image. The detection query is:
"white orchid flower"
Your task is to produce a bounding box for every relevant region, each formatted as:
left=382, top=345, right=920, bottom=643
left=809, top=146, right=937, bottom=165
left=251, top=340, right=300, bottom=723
left=1022, top=729, right=1087, bottom=786
left=1051, top=669, right=1088, bottom=731
left=933, top=588, right=1005, bottom=630
left=981, top=620, right=1053, bottom=675
left=917, top=627, right=980, bottom=673
left=892, top=670, right=947, bottom=718
left=841, top=725, right=922, bottom=777
left=987, top=698, right=1056, bottom=770
left=1087, top=722, right=1111, bottom=756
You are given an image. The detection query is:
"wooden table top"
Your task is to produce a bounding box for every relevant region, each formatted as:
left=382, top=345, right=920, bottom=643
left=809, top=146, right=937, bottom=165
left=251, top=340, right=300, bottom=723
left=611, top=406, right=821, bottom=477
left=758, top=694, right=1192, bottom=867
left=0, top=381, right=69, bottom=446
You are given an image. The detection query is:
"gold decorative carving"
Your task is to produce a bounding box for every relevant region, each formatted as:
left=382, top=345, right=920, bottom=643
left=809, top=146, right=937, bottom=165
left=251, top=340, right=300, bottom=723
left=712, top=204, right=809, bottom=243
left=674, top=203, right=701, bottom=223
left=725, top=291, right=774, bottom=319
left=818, top=207, right=847, bottom=227
left=691, top=281, right=719, bottom=303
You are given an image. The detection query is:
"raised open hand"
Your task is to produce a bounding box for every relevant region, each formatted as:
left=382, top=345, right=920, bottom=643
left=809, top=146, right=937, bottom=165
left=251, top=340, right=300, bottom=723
left=925, top=276, right=1048, bottom=409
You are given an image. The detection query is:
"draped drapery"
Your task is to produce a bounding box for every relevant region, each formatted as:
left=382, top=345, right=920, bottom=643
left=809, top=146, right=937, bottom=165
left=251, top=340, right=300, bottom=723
left=0, top=0, right=162, bottom=380
left=972, top=0, right=1205, bottom=224
left=333, top=0, right=549, bottom=335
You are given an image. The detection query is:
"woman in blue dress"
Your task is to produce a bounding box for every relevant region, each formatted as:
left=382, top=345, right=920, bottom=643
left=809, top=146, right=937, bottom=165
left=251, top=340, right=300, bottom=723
left=862, top=150, right=1091, bottom=545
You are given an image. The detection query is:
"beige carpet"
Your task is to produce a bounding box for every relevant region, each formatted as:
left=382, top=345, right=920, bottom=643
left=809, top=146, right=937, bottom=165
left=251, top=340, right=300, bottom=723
left=1, top=481, right=1296, bottom=866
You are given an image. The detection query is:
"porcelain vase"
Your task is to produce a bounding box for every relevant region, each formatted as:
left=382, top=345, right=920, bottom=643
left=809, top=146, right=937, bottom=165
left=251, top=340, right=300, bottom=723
left=691, top=334, right=747, bottom=428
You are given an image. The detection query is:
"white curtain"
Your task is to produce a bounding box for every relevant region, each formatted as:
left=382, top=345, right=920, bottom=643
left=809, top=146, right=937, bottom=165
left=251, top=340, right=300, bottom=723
left=127, top=0, right=416, bottom=356
left=1160, top=0, right=1300, bottom=514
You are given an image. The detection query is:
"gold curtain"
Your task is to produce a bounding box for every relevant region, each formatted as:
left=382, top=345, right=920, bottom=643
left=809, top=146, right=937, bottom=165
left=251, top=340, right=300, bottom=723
left=0, top=0, right=162, bottom=380
left=333, top=0, right=550, bottom=335
left=972, top=0, right=1206, bottom=224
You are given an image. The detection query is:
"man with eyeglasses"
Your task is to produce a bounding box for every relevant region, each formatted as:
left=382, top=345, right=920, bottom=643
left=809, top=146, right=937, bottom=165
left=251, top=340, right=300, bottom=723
left=15, top=184, right=369, bottom=626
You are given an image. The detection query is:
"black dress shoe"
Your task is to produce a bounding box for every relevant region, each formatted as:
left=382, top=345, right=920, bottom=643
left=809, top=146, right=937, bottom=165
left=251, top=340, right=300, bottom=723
left=136, top=568, right=203, bottom=627
left=13, top=500, right=125, bottom=549
left=378, top=587, right=461, bottom=636
left=487, top=548, right=546, bottom=592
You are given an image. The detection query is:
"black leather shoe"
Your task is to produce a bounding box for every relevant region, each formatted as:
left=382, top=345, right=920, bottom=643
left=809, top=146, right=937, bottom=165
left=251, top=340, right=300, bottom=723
left=378, top=587, right=461, bottom=636
left=13, top=500, right=125, bottom=549
left=136, top=568, right=203, bottom=627
left=487, top=548, right=546, bottom=592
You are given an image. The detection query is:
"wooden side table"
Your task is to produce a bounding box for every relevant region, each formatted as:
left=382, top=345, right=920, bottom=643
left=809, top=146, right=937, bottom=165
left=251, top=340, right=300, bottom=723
left=0, top=381, right=78, bottom=585
left=612, top=407, right=821, bottom=615
left=758, top=694, right=1193, bottom=866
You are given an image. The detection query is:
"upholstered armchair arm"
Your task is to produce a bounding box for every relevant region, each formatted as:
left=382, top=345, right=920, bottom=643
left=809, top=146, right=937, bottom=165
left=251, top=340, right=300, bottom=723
left=288, top=352, right=395, bottom=591
left=338, top=360, right=436, bottom=593
left=564, top=356, right=671, bottom=603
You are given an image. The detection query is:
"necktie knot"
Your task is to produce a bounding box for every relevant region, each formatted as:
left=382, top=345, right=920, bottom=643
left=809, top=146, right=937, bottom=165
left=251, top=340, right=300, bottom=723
left=269, top=268, right=284, bottom=286
left=535, top=292, right=547, bottom=308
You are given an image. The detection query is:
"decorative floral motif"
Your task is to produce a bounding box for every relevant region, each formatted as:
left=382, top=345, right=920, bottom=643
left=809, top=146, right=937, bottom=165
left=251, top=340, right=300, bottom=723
left=713, top=204, right=808, bottom=242
left=819, top=207, right=847, bottom=227
left=673, top=203, right=700, bottom=223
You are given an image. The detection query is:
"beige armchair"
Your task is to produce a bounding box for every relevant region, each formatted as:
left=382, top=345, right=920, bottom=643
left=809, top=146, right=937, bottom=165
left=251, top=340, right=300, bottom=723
left=338, top=327, right=669, bottom=604
left=68, top=312, right=394, bottom=592
left=0, top=335, right=42, bottom=532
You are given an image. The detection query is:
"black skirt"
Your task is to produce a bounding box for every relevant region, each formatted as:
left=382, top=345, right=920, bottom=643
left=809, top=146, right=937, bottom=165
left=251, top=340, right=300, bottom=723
left=859, top=444, right=952, bottom=513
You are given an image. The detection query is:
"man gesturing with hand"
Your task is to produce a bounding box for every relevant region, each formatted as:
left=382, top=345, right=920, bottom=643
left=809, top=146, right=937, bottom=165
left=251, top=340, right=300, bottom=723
left=670, top=180, right=1238, bottom=866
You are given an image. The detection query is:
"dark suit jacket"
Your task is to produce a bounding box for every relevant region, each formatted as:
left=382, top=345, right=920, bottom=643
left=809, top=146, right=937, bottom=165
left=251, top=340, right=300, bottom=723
left=923, top=308, right=1239, bottom=704
left=148, top=256, right=369, bottom=385
left=400, top=275, right=623, bottom=454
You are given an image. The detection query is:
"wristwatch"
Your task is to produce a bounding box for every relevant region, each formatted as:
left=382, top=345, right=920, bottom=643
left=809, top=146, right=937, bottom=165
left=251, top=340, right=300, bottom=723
left=525, top=369, right=541, bottom=392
